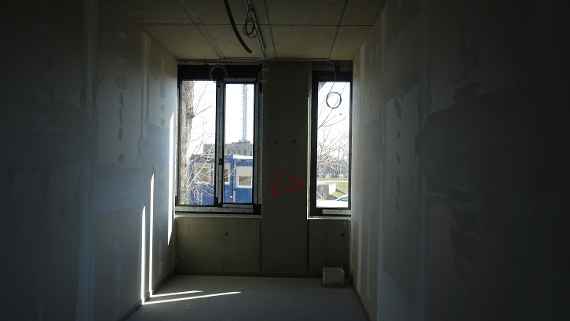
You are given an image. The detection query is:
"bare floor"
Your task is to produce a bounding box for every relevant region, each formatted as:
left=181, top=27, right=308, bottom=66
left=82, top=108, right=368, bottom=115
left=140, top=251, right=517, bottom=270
left=127, top=275, right=368, bottom=321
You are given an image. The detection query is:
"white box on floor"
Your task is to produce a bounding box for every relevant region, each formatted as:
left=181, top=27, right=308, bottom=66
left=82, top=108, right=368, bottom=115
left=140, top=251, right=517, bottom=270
left=322, top=266, right=345, bottom=287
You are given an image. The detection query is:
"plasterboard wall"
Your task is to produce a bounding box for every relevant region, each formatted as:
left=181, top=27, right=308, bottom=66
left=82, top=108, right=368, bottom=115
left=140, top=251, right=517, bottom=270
left=350, top=1, right=555, bottom=321
left=1, top=1, right=177, bottom=320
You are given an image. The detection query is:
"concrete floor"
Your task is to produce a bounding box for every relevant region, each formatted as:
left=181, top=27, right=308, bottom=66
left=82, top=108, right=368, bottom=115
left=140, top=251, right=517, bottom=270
left=127, top=275, right=369, bottom=321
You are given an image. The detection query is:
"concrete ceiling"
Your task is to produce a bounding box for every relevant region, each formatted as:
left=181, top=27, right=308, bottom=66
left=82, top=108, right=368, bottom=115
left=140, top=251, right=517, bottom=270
left=129, top=0, right=384, bottom=61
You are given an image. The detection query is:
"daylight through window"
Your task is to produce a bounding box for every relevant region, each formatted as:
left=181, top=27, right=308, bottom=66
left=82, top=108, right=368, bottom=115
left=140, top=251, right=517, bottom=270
left=177, top=70, right=258, bottom=210
left=313, top=80, right=351, bottom=212
left=178, top=80, right=217, bottom=206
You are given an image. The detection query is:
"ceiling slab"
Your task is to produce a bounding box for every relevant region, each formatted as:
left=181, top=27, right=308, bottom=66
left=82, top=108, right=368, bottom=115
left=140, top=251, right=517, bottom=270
left=181, top=0, right=268, bottom=25
left=132, top=0, right=381, bottom=60
left=341, top=0, right=384, bottom=26
left=204, top=25, right=265, bottom=58
left=267, top=0, right=345, bottom=25
left=330, top=26, right=371, bottom=60
left=272, top=26, right=337, bottom=58
left=128, top=0, right=187, bottom=23
left=145, top=25, right=219, bottom=59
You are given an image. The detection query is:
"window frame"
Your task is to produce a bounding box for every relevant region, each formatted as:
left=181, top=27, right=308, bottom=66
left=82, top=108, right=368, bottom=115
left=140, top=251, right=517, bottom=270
left=176, top=65, right=261, bottom=214
left=310, top=71, right=353, bottom=217
left=219, top=80, right=257, bottom=206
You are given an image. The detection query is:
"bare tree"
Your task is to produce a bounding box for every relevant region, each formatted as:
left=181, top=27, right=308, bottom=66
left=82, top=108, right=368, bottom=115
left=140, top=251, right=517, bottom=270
left=179, top=81, right=215, bottom=204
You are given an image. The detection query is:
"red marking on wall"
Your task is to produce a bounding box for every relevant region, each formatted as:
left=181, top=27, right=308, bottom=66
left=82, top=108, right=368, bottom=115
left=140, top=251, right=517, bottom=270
left=270, top=170, right=305, bottom=198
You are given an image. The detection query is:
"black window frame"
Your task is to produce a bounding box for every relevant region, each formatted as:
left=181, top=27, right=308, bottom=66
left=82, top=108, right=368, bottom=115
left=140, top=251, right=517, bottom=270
left=310, top=71, right=353, bottom=217
left=176, top=65, right=261, bottom=214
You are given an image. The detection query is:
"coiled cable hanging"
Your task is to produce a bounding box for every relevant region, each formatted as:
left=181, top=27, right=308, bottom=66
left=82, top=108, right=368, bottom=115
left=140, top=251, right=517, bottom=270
left=326, top=62, right=343, bottom=109
left=209, top=64, right=228, bottom=81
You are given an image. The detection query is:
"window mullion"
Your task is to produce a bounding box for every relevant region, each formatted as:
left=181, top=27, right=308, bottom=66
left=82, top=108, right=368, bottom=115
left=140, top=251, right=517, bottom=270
left=253, top=82, right=260, bottom=205
left=215, top=81, right=225, bottom=206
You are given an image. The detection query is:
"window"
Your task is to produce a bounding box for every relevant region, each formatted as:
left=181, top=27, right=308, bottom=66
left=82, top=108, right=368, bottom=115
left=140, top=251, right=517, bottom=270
left=177, top=65, right=259, bottom=212
left=310, top=71, right=352, bottom=216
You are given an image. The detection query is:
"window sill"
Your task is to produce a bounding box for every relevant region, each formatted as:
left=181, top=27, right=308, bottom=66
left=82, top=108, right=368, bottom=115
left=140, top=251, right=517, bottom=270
left=175, top=205, right=260, bottom=218
left=308, top=215, right=351, bottom=221
left=175, top=212, right=262, bottom=219
left=311, top=208, right=351, bottom=216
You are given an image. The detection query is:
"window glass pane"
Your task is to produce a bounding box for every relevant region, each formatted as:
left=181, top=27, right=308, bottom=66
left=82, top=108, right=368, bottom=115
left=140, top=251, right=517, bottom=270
left=223, top=165, right=230, bottom=185
left=178, top=81, right=217, bottom=205
left=236, top=166, right=253, bottom=188
left=316, top=81, right=350, bottom=208
left=223, top=84, right=254, bottom=203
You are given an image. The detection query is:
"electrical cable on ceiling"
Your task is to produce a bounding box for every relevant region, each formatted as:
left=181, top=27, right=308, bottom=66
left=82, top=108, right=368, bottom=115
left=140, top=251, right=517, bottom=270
left=224, top=0, right=252, bottom=54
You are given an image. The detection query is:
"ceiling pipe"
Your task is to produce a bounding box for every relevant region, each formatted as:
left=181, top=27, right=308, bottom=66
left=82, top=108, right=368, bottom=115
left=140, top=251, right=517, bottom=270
left=244, top=0, right=267, bottom=59
left=224, top=0, right=253, bottom=54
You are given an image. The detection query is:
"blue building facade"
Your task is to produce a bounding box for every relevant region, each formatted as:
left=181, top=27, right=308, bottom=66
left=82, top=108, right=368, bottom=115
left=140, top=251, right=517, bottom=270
left=188, top=154, right=253, bottom=205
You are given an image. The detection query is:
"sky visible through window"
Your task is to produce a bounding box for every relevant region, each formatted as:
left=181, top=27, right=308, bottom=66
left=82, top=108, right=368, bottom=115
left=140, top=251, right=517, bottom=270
left=223, top=84, right=254, bottom=204
left=225, top=84, right=254, bottom=144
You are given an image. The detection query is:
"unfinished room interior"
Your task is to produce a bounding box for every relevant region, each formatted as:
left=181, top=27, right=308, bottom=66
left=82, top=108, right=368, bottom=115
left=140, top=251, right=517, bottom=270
left=2, top=0, right=559, bottom=320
